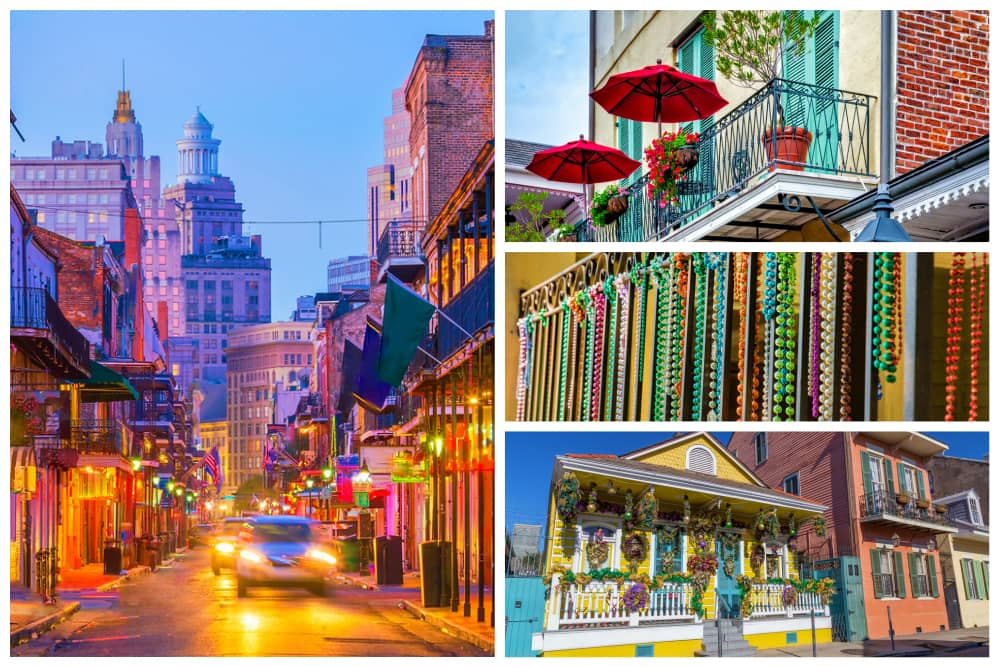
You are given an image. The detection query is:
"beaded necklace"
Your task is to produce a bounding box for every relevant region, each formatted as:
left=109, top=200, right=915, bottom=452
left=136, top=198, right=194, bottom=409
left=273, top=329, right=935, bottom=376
left=945, top=252, right=965, bottom=420
left=589, top=284, right=607, bottom=421
left=603, top=276, right=618, bottom=420
left=733, top=253, right=749, bottom=420
left=614, top=274, right=632, bottom=421
left=761, top=253, right=778, bottom=419
left=839, top=253, right=854, bottom=420
left=968, top=253, right=985, bottom=420
left=809, top=253, right=822, bottom=418
left=872, top=252, right=900, bottom=401
left=567, top=295, right=584, bottom=420
left=690, top=255, right=708, bottom=420
left=669, top=254, right=689, bottom=420
left=818, top=253, right=837, bottom=421
left=558, top=300, right=572, bottom=421
left=773, top=253, right=797, bottom=421
left=651, top=257, right=671, bottom=421
left=515, top=317, right=529, bottom=421
left=577, top=289, right=594, bottom=420
left=631, top=263, right=650, bottom=408
left=706, top=252, right=728, bottom=421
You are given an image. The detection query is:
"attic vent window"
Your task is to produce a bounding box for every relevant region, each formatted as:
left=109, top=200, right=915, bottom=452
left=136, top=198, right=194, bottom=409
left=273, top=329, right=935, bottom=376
left=687, top=446, right=717, bottom=476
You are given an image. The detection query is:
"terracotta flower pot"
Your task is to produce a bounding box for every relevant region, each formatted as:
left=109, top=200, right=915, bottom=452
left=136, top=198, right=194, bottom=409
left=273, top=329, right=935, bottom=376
left=763, top=126, right=813, bottom=171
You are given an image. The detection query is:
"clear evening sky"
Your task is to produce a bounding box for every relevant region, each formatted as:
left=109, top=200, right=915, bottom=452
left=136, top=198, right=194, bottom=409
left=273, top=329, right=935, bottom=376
left=10, top=10, right=493, bottom=318
left=505, top=431, right=989, bottom=533
left=506, top=10, right=588, bottom=145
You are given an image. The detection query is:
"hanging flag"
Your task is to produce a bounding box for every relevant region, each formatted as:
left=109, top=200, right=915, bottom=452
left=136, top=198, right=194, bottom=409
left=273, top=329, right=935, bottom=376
left=204, top=447, right=223, bottom=494
left=354, top=319, right=393, bottom=413
left=338, top=339, right=362, bottom=414
left=378, top=274, right=435, bottom=385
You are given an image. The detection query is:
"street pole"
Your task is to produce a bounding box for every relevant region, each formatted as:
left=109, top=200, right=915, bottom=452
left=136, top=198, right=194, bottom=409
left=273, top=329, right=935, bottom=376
left=811, top=610, right=817, bottom=657
left=476, top=397, right=485, bottom=624
left=463, top=363, right=472, bottom=618
left=887, top=606, right=895, bottom=652
left=450, top=372, right=459, bottom=613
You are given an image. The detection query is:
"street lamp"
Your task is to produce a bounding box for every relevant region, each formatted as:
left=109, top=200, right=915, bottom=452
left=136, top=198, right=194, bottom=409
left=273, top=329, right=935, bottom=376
left=353, top=462, right=372, bottom=508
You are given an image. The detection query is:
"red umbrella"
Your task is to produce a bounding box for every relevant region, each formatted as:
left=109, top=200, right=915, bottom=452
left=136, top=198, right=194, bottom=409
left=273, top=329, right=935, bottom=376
left=591, top=59, right=727, bottom=134
left=526, top=135, right=640, bottom=185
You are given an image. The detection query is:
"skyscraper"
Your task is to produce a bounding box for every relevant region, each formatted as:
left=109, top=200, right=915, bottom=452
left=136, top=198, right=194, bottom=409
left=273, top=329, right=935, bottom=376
left=366, top=87, right=412, bottom=257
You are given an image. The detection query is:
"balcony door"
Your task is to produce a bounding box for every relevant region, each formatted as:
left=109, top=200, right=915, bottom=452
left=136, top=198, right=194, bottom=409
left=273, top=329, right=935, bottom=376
left=782, top=10, right=840, bottom=172
left=860, top=450, right=895, bottom=512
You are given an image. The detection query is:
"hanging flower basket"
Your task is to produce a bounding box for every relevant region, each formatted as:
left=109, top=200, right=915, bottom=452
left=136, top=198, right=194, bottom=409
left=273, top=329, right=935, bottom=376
left=590, top=185, right=628, bottom=227
left=915, top=498, right=931, bottom=509
left=896, top=493, right=911, bottom=506
left=934, top=504, right=948, bottom=515
left=645, top=130, right=700, bottom=207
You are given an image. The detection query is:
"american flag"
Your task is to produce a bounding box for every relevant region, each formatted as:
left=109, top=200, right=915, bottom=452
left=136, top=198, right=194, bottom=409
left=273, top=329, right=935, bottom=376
left=204, top=447, right=222, bottom=493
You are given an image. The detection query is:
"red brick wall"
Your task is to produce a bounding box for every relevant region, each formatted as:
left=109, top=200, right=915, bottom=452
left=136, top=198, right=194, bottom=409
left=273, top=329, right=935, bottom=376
left=406, top=21, right=494, bottom=227
left=895, top=10, right=989, bottom=174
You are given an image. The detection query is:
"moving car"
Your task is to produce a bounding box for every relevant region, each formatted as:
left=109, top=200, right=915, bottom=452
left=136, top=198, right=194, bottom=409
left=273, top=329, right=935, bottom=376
left=235, top=516, right=337, bottom=597
left=211, top=517, right=248, bottom=575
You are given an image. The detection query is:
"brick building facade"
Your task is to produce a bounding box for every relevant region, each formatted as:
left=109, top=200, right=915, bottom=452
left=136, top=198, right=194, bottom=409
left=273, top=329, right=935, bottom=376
left=894, top=10, right=989, bottom=175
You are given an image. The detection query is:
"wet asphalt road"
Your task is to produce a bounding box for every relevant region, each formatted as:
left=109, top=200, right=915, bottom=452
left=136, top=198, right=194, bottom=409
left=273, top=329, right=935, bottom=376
left=13, top=548, right=488, bottom=657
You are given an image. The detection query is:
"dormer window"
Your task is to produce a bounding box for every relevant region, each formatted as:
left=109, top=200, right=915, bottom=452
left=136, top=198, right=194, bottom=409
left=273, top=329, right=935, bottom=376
left=969, top=495, right=983, bottom=526
left=686, top=445, right=717, bottom=476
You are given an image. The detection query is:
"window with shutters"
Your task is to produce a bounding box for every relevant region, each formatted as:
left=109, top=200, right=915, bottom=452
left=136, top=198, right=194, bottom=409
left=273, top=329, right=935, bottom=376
left=653, top=527, right=685, bottom=577
left=617, top=118, right=644, bottom=188
left=870, top=548, right=902, bottom=598
left=909, top=553, right=932, bottom=598
left=677, top=27, right=716, bottom=211
left=686, top=445, right=717, bottom=475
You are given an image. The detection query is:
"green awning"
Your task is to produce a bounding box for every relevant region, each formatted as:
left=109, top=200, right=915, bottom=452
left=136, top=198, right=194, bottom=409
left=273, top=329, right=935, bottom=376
left=76, top=360, right=140, bottom=403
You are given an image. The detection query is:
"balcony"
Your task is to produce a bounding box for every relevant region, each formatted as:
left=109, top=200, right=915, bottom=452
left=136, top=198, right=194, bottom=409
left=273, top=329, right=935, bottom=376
left=376, top=220, right=423, bottom=283
left=746, top=583, right=827, bottom=618
left=580, top=79, right=876, bottom=242
left=437, top=261, right=494, bottom=362
left=858, top=490, right=959, bottom=533
left=65, top=419, right=127, bottom=456
left=10, top=286, right=90, bottom=377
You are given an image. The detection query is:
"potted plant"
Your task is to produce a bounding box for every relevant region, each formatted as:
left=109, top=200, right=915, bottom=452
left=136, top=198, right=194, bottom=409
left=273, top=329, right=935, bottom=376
left=590, top=184, right=629, bottom=227
left=645, top=130, right=701, bottom=206
left=915, top=498, right=931, bottom=510
left=506, top=191, right=568, bottom=242
left=554, top=223, right=577, bottom=242
left=896, top=492, right=911, bottom=506
left=701, top=10, right=821, bottom=171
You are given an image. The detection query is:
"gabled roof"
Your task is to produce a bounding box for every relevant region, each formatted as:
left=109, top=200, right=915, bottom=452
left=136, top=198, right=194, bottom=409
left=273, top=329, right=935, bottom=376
left=622, top=431, right=765, bottom=488
left=506, top=139, right=553, bottom=167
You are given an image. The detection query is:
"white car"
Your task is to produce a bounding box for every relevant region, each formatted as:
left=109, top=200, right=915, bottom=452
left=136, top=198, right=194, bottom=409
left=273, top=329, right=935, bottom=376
left=235, top=516, right=338, bottom=597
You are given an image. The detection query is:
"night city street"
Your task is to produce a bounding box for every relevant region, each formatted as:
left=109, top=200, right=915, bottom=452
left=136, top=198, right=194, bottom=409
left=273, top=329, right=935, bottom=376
left=12, top=547, right=488, bottom=657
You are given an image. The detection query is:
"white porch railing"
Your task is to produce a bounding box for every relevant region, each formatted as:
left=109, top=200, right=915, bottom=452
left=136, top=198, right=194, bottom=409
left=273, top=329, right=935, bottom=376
left=545, top=573, right=697, bottom=631
left=747, top=583, right=829, bottom=618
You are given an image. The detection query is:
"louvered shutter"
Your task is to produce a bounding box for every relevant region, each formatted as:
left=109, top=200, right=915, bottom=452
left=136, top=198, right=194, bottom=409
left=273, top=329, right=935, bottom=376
left=894, top=551, right=906, bottom=599
left=961, top=559, right=973, bottom=599
left=908, top=552, right=919, bottom=597
left=860, top=451, right=873, bottom=496
left=870, top=549, right=883, bottom=598
left=897, top=462, right=908, bottom=493
left=983, top=561, right=989, bottom=599
left=916, top=469, right=926, bottom=500
left=973, top=560, right=987, bottom=600
left=928, top=555, right=939, bottom=598
left=883, top=458, right=895, bottom=497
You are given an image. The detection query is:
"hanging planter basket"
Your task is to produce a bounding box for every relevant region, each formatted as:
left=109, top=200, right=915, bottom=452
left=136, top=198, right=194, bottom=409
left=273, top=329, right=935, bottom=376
left=895, top=493, right=911, bottom=506
left=915, top=498, right=931, bottom=509
left=670, top=145, right=700, bottom=174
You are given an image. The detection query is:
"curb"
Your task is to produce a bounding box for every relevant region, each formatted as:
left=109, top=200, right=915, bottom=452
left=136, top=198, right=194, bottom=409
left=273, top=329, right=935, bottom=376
left=10, top=601, right=81, bottom=648
left=400, top=599, right=494, bottom=654
left=95, top=565, right=152, bottom=592
left=337, top=573, right=380, bottom=591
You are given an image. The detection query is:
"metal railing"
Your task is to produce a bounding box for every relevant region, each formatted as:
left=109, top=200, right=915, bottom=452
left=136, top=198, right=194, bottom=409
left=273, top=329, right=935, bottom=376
left=10, top=286, right=90, bottom=370
left=581, top=78, right=875, bottom=241
left=858, top=490, right=954, bottom=525
left=747, top=583, right=826, bottom=618
left=437, top=261, right=494, bottom=361
left=376, top=220, right=421, bottom=266
left=35, top=547, right=58, bottom=602
left=65, top=419, right=127, bottom=455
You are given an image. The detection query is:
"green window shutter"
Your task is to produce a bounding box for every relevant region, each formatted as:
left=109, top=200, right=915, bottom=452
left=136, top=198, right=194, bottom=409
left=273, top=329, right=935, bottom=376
left=928, top=555, right=939, bottom=598
left=973, top=560, right=987, bottom=600
left=916, top=469, right=926, bottom=500
left=908, top=551, right=917, bottom=598
left=883, top=458, right=895, bottom=497
left=894, top=551, right=906, bottom=599
left=813, top=11, right=839, bottom=90
left=961, top=559, right=973, bottom=599
left=983, top=561, right=989, bottom=599
left=870, top=549, right=883, bottom=598
left=896, top=462, right=907, bottom=493
left=860, top=451, right=873, bottom=496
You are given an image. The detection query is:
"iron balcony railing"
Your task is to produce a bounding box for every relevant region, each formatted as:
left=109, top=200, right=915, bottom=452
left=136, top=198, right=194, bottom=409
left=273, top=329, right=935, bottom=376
left=583, top=78, right=875, bottom=242
left=858, top=490, right=954, bottom=526
left=376, top=220, right=421, bottom=266
left=65, top=419, right=127, bottom=455
left=872, top=573, right=898, bottom=598
left=437, top=261, right=494, bottom=361
left=10, top=286, right=90, bottom=370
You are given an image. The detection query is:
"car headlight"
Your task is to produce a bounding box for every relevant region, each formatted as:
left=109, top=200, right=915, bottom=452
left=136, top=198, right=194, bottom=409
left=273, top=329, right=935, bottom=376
left=215, top=542, right=235, bottom=554
left=240, top=549, right=264, bottom=563
left=307, top=549, right=337, bottom=565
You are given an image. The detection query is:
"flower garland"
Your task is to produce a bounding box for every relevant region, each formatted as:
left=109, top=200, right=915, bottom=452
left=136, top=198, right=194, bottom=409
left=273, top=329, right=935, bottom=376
left=839, top=253, right=854, bottom=420
left=812, top=515, right=827, bottom=538
left=636, top=488, right=657, bottom=531
left=945, top=253, right=965, bottom=420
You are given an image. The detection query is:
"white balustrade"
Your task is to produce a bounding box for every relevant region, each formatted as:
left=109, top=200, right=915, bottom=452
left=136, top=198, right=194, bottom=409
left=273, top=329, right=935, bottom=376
left=748, top=583, right=828, bottom=618
left=545, top=574, right=695, bottom=631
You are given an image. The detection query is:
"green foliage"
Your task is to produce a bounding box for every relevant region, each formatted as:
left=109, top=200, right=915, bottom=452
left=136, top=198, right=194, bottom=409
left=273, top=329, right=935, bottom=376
left=554, top=471, right=581, bottom=521
left=506, top=191, right=567, bottom=241
left=589, top=184, right=626, bottom=227
left=701, top=10, right=820, bottom=89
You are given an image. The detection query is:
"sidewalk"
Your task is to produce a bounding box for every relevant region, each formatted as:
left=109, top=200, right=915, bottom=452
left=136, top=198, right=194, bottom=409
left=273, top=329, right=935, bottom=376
left=755, top=626, right=989, bottom=657
left=10, top=547, right=186, bottom=648
left=338, top=570, right=495, bottom=654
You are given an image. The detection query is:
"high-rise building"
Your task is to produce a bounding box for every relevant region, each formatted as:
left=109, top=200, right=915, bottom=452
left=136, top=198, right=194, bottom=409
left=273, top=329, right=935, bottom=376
left=224, top=322, right=314, bottom=490
left=366, top=87, right=412, bottom=257
left=291, top=295, right=317, bottom=322
left=163, top=109, right=273, bottom=387
left=326, top=255, right=371, bottom=293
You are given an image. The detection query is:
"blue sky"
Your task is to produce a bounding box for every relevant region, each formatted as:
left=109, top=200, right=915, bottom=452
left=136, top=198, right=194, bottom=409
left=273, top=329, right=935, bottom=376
left=506, top=10, right=588, bottom=145
left=10, top=10, right=492, bottom=318
left=505, top=431, right=989, bottom=533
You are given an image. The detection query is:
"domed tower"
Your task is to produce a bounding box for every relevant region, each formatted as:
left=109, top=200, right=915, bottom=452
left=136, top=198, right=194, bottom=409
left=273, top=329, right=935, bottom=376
left=176, top=108, right=221, bottom=184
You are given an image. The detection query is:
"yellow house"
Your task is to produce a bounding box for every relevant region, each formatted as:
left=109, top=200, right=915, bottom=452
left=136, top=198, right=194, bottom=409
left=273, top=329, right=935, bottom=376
left=534, top=433, right=833, bottom=657
left=935, top=489, right=989, bottom=629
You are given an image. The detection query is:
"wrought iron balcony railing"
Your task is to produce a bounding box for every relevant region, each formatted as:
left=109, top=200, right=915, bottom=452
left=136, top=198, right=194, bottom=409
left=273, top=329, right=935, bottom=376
left=376, top=219, right=421, bottom=266
left=65, top=419, right=127, bottom=455
left=11, top=286, right=90, bottom=371
left=438, top=261, right=494, bottom=361
left=583, top=78, right=875, bottom=242
left=858, top=490, right=954, bottom=526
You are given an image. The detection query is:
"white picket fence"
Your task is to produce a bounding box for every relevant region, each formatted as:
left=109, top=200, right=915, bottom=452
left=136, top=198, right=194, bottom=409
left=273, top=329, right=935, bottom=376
left=747, top=583, right=827, bottom=618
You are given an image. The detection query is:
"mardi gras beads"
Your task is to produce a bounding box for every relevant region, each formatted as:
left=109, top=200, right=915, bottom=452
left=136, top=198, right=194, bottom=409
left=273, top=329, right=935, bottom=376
left=968, top=253, right=984, bottom=421
left=839, top=253, right=854, bottom=420
left=773, top=253, right=797, bottom=421
left=945, top=252, right=966, bottom=420
left=589, top=284, right=607, bottom=421
left=872, top=252, right=900, bottom=400
left=603, top=276, right=618, bottom=420
left=515, top=318, right=529, bottom=421
left=733, top=253, right=749, bottom=420
left=818, top=253, right=837, bottom=421
left=614, top=273, right=632, bottom=420
left=690, top=255, right=708, bottom=420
